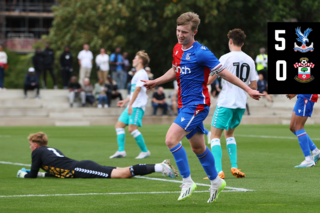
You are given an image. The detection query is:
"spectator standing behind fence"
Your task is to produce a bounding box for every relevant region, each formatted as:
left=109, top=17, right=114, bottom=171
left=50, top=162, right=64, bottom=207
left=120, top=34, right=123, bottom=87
left=127, top=68, right=136, bottom=95
left=210, top=78, right=221, bottom=98
left=94, top=78, right=108, bottom=108
left=110, top=47, right=124, bottom=89
left=24, top=67, right=40, bottom=99
left=60, top=46, right=73, bottom=89
left=152, top=87, right=168, bottom=116
left=122, top=52, right=130, bottom=90
left=105, top=75, right=123, bottom=107
left=255, top=47, right=268, bottom=81
left=95, top=48, right=109, bottom=84
left=257, top=73, right=273, bottom=102
left=68, top=76, right=85, bottom=107
left=42, top=43, right=57, bottom=89
left=82, top=78, right=95, bottom=107
left=78, top=44, right=93, bottom=86
left=145, top=67, right=153, bottom=80
left=0, top=44, right=8, bottom=90
left=32, top=48, right=44, bottom=85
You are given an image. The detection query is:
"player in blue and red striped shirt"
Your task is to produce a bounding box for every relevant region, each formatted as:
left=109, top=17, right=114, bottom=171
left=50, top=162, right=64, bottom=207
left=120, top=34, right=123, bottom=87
left=287, top=94, right=320, bottom=167
left=142, top=12, right=263, bottom=203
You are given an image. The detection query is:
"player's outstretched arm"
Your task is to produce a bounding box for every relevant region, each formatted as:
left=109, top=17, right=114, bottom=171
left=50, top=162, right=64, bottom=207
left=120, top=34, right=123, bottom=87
left=218, top=69, right=263, bottom=100
left=207, top=75, right=218, bottom=85
left=142, top=68, right=176, bottom=89
left=248, top=81, right=257, bottom=90
left=117, top=97, right=130, bottom=107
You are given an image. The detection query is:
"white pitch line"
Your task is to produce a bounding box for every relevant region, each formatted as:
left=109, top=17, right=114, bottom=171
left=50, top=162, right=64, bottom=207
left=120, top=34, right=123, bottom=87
left=0, top=191, right=212, bottom=198
left=0, top=161, right=31, bottom=167
left=135, top=176, right=253, bottom=192
left=235, top=134, right=320, bottom=141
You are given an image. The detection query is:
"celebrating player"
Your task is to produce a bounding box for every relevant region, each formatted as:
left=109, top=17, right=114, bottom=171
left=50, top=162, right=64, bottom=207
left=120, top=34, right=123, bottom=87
left=17, top=132, right=178, bottom=179
left=287, top=94, right=320, bottom=167
left=206, top=29, right=257, bottom=179
left=109, top=51, right=151, bottom=159
left=142, top=12, right=263, bottom=203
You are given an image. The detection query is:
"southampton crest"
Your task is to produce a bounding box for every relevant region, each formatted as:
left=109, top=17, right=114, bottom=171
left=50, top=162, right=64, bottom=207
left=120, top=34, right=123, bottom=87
left=293, top=57, right=315, bottom=83
left=294, top=27, right=314, bottom=53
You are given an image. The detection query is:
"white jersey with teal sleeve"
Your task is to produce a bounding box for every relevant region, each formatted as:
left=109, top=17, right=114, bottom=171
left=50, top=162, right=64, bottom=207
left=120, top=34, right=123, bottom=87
left=217, top=51, right=256, bottom=109
left=130, top=69, right=149, bottom=110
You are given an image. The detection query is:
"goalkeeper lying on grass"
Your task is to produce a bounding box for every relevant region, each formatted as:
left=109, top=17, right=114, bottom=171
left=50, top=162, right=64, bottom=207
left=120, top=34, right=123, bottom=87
left=17, top=132, right=178, bottom=179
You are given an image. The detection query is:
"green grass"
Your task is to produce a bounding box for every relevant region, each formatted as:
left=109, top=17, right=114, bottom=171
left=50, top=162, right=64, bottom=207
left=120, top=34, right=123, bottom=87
left=0, top=124, right=320, bottom=213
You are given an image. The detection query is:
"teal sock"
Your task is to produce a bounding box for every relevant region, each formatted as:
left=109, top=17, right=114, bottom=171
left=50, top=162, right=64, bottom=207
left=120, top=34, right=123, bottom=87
left=210, top=138, right=222, bottom=173
left=116, top=128, right=125, bottom=151
left=131, top=129, right=148, bottom=152
left=226, top=137, right=237, bottom=168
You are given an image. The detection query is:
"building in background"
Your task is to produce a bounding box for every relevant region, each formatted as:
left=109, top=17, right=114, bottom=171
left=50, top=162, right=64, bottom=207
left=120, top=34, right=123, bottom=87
left=0, top=0, right=57, bottom=53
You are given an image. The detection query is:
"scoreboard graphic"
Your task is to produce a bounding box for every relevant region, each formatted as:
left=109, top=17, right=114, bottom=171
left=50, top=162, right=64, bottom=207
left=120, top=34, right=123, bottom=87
left=268, top=22, right=319, bottom=94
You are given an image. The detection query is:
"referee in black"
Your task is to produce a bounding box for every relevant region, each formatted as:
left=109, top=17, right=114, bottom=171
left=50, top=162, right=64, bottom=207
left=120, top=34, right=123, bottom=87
left=17, top=132, right=178, bottom=179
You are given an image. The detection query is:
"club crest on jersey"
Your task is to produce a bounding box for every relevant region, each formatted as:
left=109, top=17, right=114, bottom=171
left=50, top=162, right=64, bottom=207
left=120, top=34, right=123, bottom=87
left=293, top=57, right=315, bottom=83
left=294, top=27, right=314, bottom=53
left=186, top=53, right=191, bottom=60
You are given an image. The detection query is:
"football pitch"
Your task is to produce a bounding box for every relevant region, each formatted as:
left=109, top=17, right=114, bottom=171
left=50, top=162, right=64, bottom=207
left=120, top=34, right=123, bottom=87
left=1, top=124, right=320, bottom=212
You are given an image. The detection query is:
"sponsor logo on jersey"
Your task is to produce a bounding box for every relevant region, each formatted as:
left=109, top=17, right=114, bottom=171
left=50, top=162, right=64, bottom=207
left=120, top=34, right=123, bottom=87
left=181, top=117, right=185, bottom=122
left=173, top=64, right=192, bottom=74
left=298, top=109, right=301, bottom=113
left=294, top=27, right=314, bottom=53
left=201, top=46, right=206, bottom=50
left=293, top=57, right=315, bottom=83
left=175, top=51, right=179, bottom=55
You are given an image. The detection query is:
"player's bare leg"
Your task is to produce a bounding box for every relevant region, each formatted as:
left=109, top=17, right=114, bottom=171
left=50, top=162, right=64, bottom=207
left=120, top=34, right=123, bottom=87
left=110, top=161, right=179, bottom=179
left=110, top=121, right=127, bottom=158
left=224, top=128, right=245, bottom=178
left=189, top=132, right=225, bottom=203
left=166, top=123, right=195, bottom=201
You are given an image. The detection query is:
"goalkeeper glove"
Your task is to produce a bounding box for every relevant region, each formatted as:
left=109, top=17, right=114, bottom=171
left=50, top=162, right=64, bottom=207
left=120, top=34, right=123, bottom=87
left=17, top=169, right=27, bottom=178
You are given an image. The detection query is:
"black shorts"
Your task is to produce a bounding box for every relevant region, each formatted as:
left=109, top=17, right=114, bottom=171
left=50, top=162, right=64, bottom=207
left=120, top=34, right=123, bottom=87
left=73, top=160, right=116, bottom=178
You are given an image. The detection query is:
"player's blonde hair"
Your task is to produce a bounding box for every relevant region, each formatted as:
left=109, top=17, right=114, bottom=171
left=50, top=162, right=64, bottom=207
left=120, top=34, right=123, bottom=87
left=28, top=132, right=48, bottom=146
left=176, top=12, right=200, bottom=32
left=136, top=50, right=150, bottom=67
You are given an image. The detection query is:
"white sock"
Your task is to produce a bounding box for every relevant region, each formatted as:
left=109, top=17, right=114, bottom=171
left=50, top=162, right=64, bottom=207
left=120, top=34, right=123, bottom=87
left=305, top=156, right=313, bottom=161
left=183, top=175, right=193, bottom=183
left=154, top=164, right=163, bottom=173
left=37, top=172, right=45, bottom=177
left=312, top=148, right=319, bottom=155
left=210, top=176, right=221, bottom=186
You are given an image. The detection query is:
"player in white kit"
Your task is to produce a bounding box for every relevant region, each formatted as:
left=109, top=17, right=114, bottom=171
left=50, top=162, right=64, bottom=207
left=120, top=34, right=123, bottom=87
left=207, top=29, right=258, bottom=179
left=110, top=50, right=151, bottom=159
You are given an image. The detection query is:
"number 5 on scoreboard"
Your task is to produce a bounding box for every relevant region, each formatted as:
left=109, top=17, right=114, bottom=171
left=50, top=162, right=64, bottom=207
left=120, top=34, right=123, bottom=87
left=276, top=60, right=286, bottom=81
left=275, top=30, right=286, bottom=51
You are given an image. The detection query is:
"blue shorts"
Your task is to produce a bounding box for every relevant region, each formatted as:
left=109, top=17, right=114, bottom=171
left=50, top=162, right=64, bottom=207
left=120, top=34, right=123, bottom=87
left=293, top=97, right=315, bottom=117
left=174, top=104, right=209, bottom=139
left=211, top=106, right=245, bottom=130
